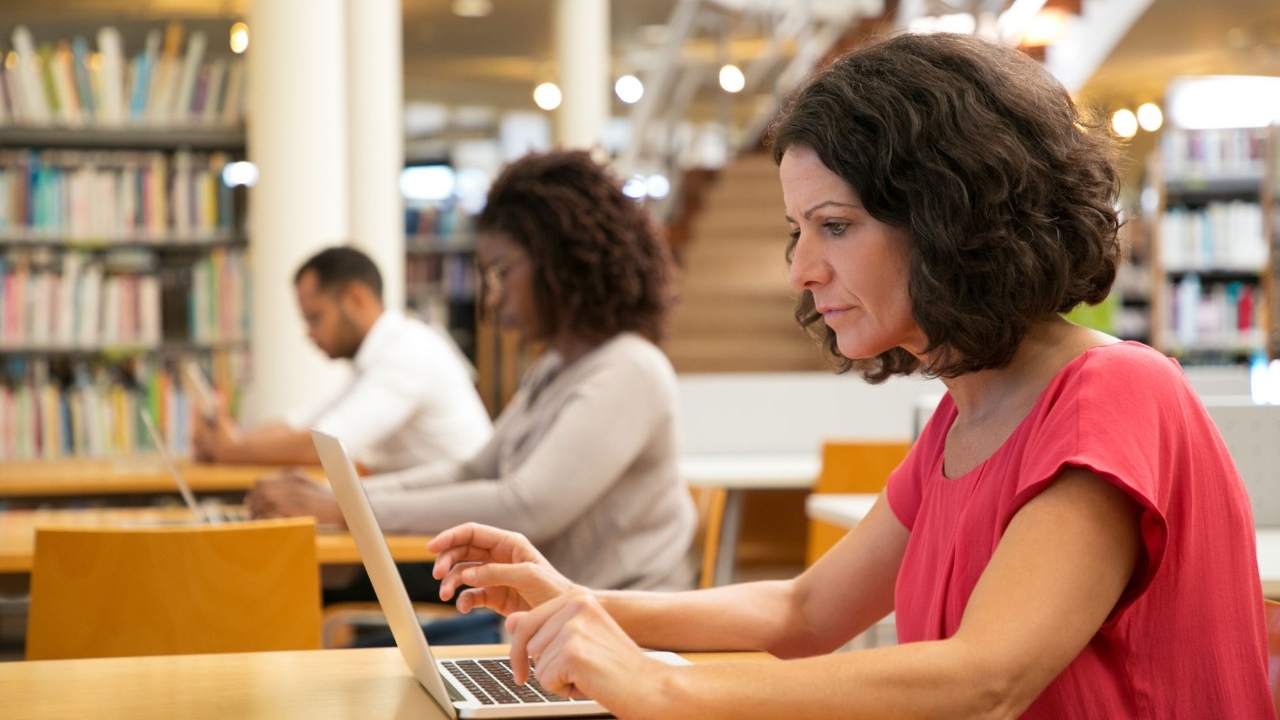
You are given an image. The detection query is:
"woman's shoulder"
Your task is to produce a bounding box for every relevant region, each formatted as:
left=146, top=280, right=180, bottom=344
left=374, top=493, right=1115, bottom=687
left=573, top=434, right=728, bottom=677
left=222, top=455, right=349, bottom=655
left=1074, top=340, right=1184, bottom=385
left=597, top=333, right=675, bottom=371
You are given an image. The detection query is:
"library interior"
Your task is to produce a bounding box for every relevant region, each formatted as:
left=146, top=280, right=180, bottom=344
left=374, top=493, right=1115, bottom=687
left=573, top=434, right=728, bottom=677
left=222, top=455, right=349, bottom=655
left=2, top=0, right=1280, bottom=717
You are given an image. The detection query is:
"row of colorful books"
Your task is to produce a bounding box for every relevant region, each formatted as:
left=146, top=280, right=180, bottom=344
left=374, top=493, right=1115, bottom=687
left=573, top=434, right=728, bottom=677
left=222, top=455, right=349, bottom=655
left=1, top=22, right=246, bottom=128
left=1161, top=127, right=1271, bottom=181
left=0, top=352, right=244, bottom=460
left=1166, top=274, right=1265, bottom=351
left=1160, top=201, right=1267, bottom=272
left=0, top=247, right=247, bottom=349
left=0, top=148, right=238, bottom=240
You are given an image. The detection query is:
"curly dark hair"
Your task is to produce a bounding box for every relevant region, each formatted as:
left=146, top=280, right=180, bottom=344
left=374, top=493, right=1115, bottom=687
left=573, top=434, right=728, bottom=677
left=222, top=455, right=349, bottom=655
left=769, top=32, right=1122, bottom=382
left=474, top=149, right=673, bottom=342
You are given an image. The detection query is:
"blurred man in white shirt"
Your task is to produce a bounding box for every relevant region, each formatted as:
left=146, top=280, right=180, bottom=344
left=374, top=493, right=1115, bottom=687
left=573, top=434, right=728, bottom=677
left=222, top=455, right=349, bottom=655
left=192, top=245, right=492, bottom=472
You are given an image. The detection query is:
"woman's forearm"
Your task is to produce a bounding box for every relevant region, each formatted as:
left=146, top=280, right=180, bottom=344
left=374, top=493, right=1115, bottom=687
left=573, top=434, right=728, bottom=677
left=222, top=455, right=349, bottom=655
left=597, top=580, right=817, bottom=656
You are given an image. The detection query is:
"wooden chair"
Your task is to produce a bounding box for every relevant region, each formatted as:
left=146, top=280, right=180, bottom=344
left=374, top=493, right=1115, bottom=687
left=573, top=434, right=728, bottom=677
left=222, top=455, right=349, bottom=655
left=690, top=485, right=728, bottom=589
left=321, top=600, right=461, bottom=649
left=26, top=517, right=322, bottom=660
left=1265, top=598, right=1280, bottom=716
left=805, top=440, right=911, bottom=566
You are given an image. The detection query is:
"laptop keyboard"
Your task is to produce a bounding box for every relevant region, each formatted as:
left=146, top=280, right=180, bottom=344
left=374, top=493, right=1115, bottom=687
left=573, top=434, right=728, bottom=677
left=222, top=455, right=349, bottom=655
left=441, top=658, right=583, bottom=706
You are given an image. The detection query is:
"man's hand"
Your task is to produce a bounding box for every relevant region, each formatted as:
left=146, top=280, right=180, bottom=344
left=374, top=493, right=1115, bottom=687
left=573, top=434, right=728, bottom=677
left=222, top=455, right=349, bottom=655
left=191, top=412, right=242, bottom=463
left=245, top=468, right=346, bottom=527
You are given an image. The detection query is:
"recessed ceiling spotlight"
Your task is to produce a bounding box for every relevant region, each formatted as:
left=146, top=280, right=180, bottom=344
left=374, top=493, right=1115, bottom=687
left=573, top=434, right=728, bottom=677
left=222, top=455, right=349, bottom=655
left=719, top=64, right=745, bottom=93
left=615, top=75, right=644, bottom=104
left=1136, top=102, right=1163, bottom=132
left=533, top=82, right=562, bottom=111
left=1110, top=108, right=1138, bottom=138
left=452, top=0, right=493, bottom=18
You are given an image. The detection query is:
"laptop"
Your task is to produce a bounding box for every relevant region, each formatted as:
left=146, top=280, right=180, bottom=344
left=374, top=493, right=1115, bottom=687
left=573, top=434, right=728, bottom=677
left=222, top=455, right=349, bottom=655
left=310, top=428, right=689, bottom=719
left=139, top=407, right=247, bottom=524
left=1203, top=398, right=1280, bottom=528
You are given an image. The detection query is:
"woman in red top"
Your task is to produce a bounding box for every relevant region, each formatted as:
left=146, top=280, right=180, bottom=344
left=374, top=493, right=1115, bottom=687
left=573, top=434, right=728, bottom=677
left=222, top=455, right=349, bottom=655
left=425, top=31, right=1274, bottom=719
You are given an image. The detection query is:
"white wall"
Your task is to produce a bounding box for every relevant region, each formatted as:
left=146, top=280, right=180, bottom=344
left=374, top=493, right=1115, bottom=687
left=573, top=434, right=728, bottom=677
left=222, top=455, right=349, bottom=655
left=677, top=372, right=945, bottom=455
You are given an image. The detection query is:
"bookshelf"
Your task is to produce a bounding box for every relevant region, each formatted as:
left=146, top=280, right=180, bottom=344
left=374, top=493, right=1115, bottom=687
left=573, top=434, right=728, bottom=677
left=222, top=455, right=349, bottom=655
left=0, top=20, right=250, bottom=461
left=403, top=205, right=478, bottom=363
left=1148, top=126, right=1276, bottom=364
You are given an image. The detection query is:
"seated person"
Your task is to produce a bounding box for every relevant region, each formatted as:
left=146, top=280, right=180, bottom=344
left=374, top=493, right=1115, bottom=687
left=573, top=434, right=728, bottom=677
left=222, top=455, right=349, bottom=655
left=424, top=33, right=1273, bottom=717
left=246, top=150, right=698, bottom=618
left=192, top=245, right=492, bottom=473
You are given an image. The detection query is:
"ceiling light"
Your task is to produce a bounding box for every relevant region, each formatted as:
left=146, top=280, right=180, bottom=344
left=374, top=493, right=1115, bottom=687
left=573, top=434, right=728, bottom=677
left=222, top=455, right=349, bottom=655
left=1167, top=75, right=1280, bottom=130
left=621, top=176, right=648, bottom=200
left=996, top=0, right=1049, bottom=44
left=719, top=64, right=745, bottom=94
left=229, top=22, right=249, bottom=54
left=533, top=82, right=562, bottom=111
left=1136, top=103, right=1163, bottom=132
left=615, top=75, right=644, bottom=104
left=1110, top=109, right=1138, bottom=138
left=221, top=161, right=258, bottom=188
left=1019, top=8, right=1069, bottom=47
left=452, top=0, right=493, bottom=18
left=646, top=174, right=671, bottom=199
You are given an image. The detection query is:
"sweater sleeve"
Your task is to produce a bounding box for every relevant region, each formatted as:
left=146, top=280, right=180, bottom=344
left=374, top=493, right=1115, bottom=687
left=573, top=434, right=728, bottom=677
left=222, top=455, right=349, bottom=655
left=363, top=352, right=668, bottom=539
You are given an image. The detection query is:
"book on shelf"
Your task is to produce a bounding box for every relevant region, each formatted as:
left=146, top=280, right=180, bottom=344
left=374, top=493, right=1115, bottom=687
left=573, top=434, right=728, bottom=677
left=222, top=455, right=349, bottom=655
left=1, top=348, right=247, bottom=460
left=0, top=246, right=244, bottom=352
left=10, top=25, right=50, bottom=126
left=1162, top=127, right=1269, bottom=181
left=0, top=148, right=238, bottom=242
left=96, top=27, right=126, bottom=125
left=2, top=22, right=245, bottom=130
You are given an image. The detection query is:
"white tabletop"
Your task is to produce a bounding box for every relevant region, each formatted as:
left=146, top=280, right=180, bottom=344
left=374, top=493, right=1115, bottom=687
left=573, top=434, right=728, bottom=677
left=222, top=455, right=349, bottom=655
left=679, top=453, right=820, bottom=490
left=805, top=493, right=878, bottom=526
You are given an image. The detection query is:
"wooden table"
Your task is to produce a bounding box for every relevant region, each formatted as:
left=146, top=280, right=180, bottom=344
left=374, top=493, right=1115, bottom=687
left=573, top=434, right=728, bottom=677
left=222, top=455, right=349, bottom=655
left=0, top=506, right=434, bottom=574
left=0, top=645, right=773, bottom=720
left=0, top=459, right=293, bottom=498
left=680, top=453, right=820, bottom=586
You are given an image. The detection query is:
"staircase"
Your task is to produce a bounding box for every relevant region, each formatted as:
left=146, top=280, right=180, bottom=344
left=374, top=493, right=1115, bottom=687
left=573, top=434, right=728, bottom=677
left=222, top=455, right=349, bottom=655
left=664, top=151, right=829, bottom=373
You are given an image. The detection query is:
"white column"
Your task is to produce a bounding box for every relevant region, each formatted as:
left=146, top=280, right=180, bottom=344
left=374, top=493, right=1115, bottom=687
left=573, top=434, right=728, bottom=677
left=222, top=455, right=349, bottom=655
left=554, top=0, right=609, bottom=149
left=347, top=0, right=405, bottom=312
left=244, top=0, right=350, bottom=424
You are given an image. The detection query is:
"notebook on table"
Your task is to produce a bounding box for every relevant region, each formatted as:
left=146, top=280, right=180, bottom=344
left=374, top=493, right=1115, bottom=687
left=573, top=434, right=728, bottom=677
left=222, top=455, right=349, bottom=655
left=310, top=427, right=690, bottom=719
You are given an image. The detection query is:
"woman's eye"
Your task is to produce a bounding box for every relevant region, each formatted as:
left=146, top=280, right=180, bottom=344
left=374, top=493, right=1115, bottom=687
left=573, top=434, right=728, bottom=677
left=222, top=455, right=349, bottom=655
left=825, top=222, right=849, bottom=236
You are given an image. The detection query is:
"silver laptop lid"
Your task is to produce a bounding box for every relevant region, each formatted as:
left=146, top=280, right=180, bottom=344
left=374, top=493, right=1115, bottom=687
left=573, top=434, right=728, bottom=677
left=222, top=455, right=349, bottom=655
left=311, top=428, right=460, bottom=720
left=1203, top=398, right=1280, bottom=527
left=139, top=407, right=202, bottom=516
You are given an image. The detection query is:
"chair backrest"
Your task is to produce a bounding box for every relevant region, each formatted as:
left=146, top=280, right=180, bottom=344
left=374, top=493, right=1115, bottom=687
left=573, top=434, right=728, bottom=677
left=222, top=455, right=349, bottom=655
left=806, top=440, right=912, bottom=566
left=26, top=517, right=322, bottom=660
left=1265, top=598, right=1280, bottom=716
left=690, top=485, right=728, bottom=590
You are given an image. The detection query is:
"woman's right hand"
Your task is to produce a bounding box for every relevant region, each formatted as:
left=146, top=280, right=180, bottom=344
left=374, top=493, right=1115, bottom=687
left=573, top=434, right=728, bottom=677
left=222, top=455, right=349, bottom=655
left=429, top=522, right=579, bottom=616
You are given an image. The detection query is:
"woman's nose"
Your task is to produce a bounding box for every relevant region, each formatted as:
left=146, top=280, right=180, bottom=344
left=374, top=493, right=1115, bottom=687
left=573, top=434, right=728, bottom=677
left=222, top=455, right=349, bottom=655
left=788, top=232, right=824, bottom=291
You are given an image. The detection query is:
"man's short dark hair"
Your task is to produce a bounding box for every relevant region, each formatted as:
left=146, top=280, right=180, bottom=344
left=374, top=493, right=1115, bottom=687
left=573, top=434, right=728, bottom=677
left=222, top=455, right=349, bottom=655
left=294, top=245, right=384, bottom=301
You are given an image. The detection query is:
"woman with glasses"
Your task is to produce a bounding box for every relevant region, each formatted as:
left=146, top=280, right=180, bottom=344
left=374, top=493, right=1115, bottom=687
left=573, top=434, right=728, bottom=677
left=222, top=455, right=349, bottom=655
left=249, top=149, right=697, bottom=603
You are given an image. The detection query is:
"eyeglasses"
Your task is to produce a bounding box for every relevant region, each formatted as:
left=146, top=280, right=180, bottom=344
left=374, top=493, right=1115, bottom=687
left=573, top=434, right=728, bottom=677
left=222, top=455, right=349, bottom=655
left=478, top=254, right=527, bottom=298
